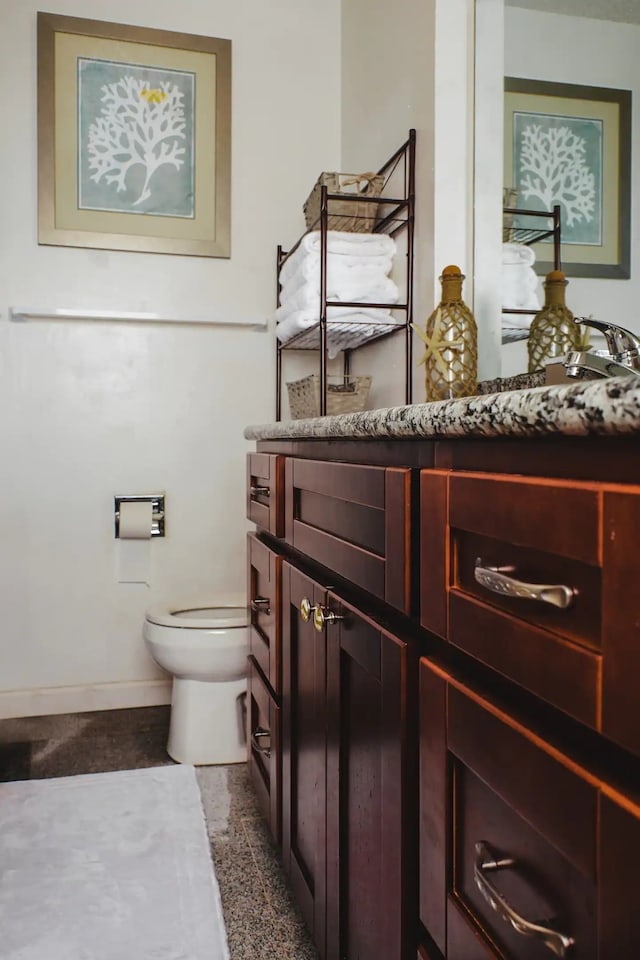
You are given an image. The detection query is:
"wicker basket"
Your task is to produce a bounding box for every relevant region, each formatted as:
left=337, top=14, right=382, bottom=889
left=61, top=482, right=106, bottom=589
left=287, top=374, right=372, bottom=419
left=303, top=172, right=385, bottom=233
left=503, top=186, right=519, bottom=241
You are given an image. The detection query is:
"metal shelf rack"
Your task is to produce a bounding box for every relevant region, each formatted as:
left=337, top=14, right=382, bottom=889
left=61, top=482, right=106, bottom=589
left=275, top=129, right=416, bottom=419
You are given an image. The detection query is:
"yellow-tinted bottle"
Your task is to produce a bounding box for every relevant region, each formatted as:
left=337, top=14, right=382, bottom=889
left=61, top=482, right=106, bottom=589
left=527, top=270, right=580, bottom=373
left=420, top=265, right=478, bottom=401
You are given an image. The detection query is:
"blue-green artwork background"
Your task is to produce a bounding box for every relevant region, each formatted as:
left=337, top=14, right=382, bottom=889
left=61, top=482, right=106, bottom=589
left=77, top=58, right=195, bottom=218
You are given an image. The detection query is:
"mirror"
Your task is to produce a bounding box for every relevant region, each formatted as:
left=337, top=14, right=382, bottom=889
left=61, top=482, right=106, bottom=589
left=476, top=0, right=639, bottom=377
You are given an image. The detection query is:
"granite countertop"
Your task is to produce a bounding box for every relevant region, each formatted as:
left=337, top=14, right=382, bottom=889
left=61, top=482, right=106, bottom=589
left=244, top=376, right=640, bottom=442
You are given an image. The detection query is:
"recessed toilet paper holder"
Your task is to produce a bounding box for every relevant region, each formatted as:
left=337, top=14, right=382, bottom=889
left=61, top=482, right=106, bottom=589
left=114, top=495, right=165, bottom=538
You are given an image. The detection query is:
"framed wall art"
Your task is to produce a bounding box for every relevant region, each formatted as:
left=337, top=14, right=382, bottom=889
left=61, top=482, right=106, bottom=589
left=37, top=13, right=231, bottom=258
left=504, top=77, right=631, bottom=279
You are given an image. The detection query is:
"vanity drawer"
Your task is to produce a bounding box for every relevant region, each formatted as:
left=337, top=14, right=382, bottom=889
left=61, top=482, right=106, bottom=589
left=285, top=457, right=412, bottom=614
left=248, top=657, right=280, bottom=844
left=419, top=657, right=640, bottom=960
left=247, top=533, right=281, bottom=695
left=246, top=453, right=285, bottom=537
left=448, top=474, right=603, bottom=729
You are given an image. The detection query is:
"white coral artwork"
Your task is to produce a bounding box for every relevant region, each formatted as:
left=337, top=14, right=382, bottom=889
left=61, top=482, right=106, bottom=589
left=88, top=76, right=185, bottom=206
left=78, top=59, right=195, bottom=218
left=513, top=111, right=602, bottom=245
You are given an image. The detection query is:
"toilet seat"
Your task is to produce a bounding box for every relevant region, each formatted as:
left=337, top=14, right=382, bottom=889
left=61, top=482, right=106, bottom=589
left=145, top=603, right=248, bottom=630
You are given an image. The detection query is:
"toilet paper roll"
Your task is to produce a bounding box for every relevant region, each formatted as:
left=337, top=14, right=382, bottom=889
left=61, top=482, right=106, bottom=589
left=116, top=501, right=153, bottom=584
left=119, top=500, right=153, bottom=539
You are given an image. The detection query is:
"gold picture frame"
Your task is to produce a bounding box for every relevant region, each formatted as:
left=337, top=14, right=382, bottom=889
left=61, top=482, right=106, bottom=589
left=504, top=77, right=631, bottom=279
left=38, top=12, right=231, bottom=258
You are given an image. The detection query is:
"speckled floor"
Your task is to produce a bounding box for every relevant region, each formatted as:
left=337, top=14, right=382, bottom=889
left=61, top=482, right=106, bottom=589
left=0, top=706, right=318, bottom=960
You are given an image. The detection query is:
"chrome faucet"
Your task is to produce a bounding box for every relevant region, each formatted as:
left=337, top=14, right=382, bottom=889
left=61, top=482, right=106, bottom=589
left=563, top=317, right=640, bottom=380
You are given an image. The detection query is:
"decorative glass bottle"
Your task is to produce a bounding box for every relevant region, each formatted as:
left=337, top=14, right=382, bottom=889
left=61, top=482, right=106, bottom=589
left=527, top=270, right=580, bottom=373
left=416, top=265, right=478, bottom=401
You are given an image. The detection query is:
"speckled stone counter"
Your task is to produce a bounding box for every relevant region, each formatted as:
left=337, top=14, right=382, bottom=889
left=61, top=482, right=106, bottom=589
left=245, top=376, right=640, bottom=442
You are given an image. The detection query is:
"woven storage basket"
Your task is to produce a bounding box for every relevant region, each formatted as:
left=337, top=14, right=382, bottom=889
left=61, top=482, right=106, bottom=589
left=303, top=172, right=385, bottom=233
left=287, top=374, right=372, bottom=419
left=502, top=186, right=519, bottom=241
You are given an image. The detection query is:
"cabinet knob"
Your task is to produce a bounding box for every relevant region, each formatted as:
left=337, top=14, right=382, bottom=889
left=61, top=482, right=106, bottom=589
left=313, top=605, right=345, bottom=632
left=300, top=597, right=317, bottom=622
left=474, top=841, right=575, bottom=957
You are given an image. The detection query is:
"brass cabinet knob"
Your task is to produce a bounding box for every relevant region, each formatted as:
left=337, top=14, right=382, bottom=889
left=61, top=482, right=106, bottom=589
left=313, top=605, right=345, bottom=632
left=300, top=597, right=316, bottom=622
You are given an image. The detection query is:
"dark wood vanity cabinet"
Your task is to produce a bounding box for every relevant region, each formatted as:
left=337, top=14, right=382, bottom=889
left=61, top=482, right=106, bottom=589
left=247, top=435, right=640, bottom=959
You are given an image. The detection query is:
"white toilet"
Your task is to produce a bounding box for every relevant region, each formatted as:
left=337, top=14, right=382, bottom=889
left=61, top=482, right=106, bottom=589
left=143, top=601, right=250, bottom=766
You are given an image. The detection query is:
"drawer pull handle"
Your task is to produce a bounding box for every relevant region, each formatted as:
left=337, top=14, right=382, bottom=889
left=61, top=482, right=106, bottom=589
left=313, top=605, right=345, bottom=632
left=300, top=597, right=317, bottom=622
left=474, top=841, right=575, bottom=958
left=251, top=597, right=271, bottom=614
left=251, top=727, right=271, bottom=759
left=250, top=484, right=270, bottom=498
left=474, top=559, right=575, bottom=610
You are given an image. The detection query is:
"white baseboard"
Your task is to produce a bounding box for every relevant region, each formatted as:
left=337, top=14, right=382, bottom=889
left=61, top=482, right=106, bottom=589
left=0, top=679, right=172, bottom=720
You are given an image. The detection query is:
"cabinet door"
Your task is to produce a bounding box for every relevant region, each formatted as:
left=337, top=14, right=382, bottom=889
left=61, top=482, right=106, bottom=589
left=325, top=593, right=412, bottom=960
left=281, top=561, right=327, bottom=956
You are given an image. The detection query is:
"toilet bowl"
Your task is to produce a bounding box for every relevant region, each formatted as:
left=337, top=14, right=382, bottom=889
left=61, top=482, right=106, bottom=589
left=143, top=601, right=249, bottom=766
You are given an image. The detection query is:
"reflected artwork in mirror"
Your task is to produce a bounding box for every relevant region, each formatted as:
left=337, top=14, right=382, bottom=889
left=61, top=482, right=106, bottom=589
left=475, top=0, right=639, bottom=376
left=505, top=76, right=631, bottom=279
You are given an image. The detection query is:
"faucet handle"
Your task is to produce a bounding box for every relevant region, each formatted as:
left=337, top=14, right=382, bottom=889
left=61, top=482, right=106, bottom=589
left=574, top=317, right=640, bottom=361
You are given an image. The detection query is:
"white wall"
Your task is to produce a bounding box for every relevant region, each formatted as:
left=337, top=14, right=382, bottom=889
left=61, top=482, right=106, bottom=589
left=0, top=0, right=341, bottom=717
left=340, top=0, right=484, bottom=404
left=502, top=6, right=640, bottom=374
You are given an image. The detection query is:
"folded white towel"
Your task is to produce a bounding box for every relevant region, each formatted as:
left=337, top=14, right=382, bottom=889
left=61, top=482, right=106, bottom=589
left=275, top=301, right=394, bottom=327
left=281, top=255, right=395, bottom=297
left=501, top=241, right=541, bottom=333
left=281, top=230, right=396, bottom=285
left=501, top=312, right=534, bottom=332
left=502, top=268, right=540, bottom=310
left=276, top=309, right=399, bottom=359
left=502, top=242, right=536, bottom=266
left=280, top=275, right=399, bottom=314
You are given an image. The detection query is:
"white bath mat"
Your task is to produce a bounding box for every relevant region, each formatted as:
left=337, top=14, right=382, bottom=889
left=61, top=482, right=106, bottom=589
left=0, top=765, right=229, bottom=960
